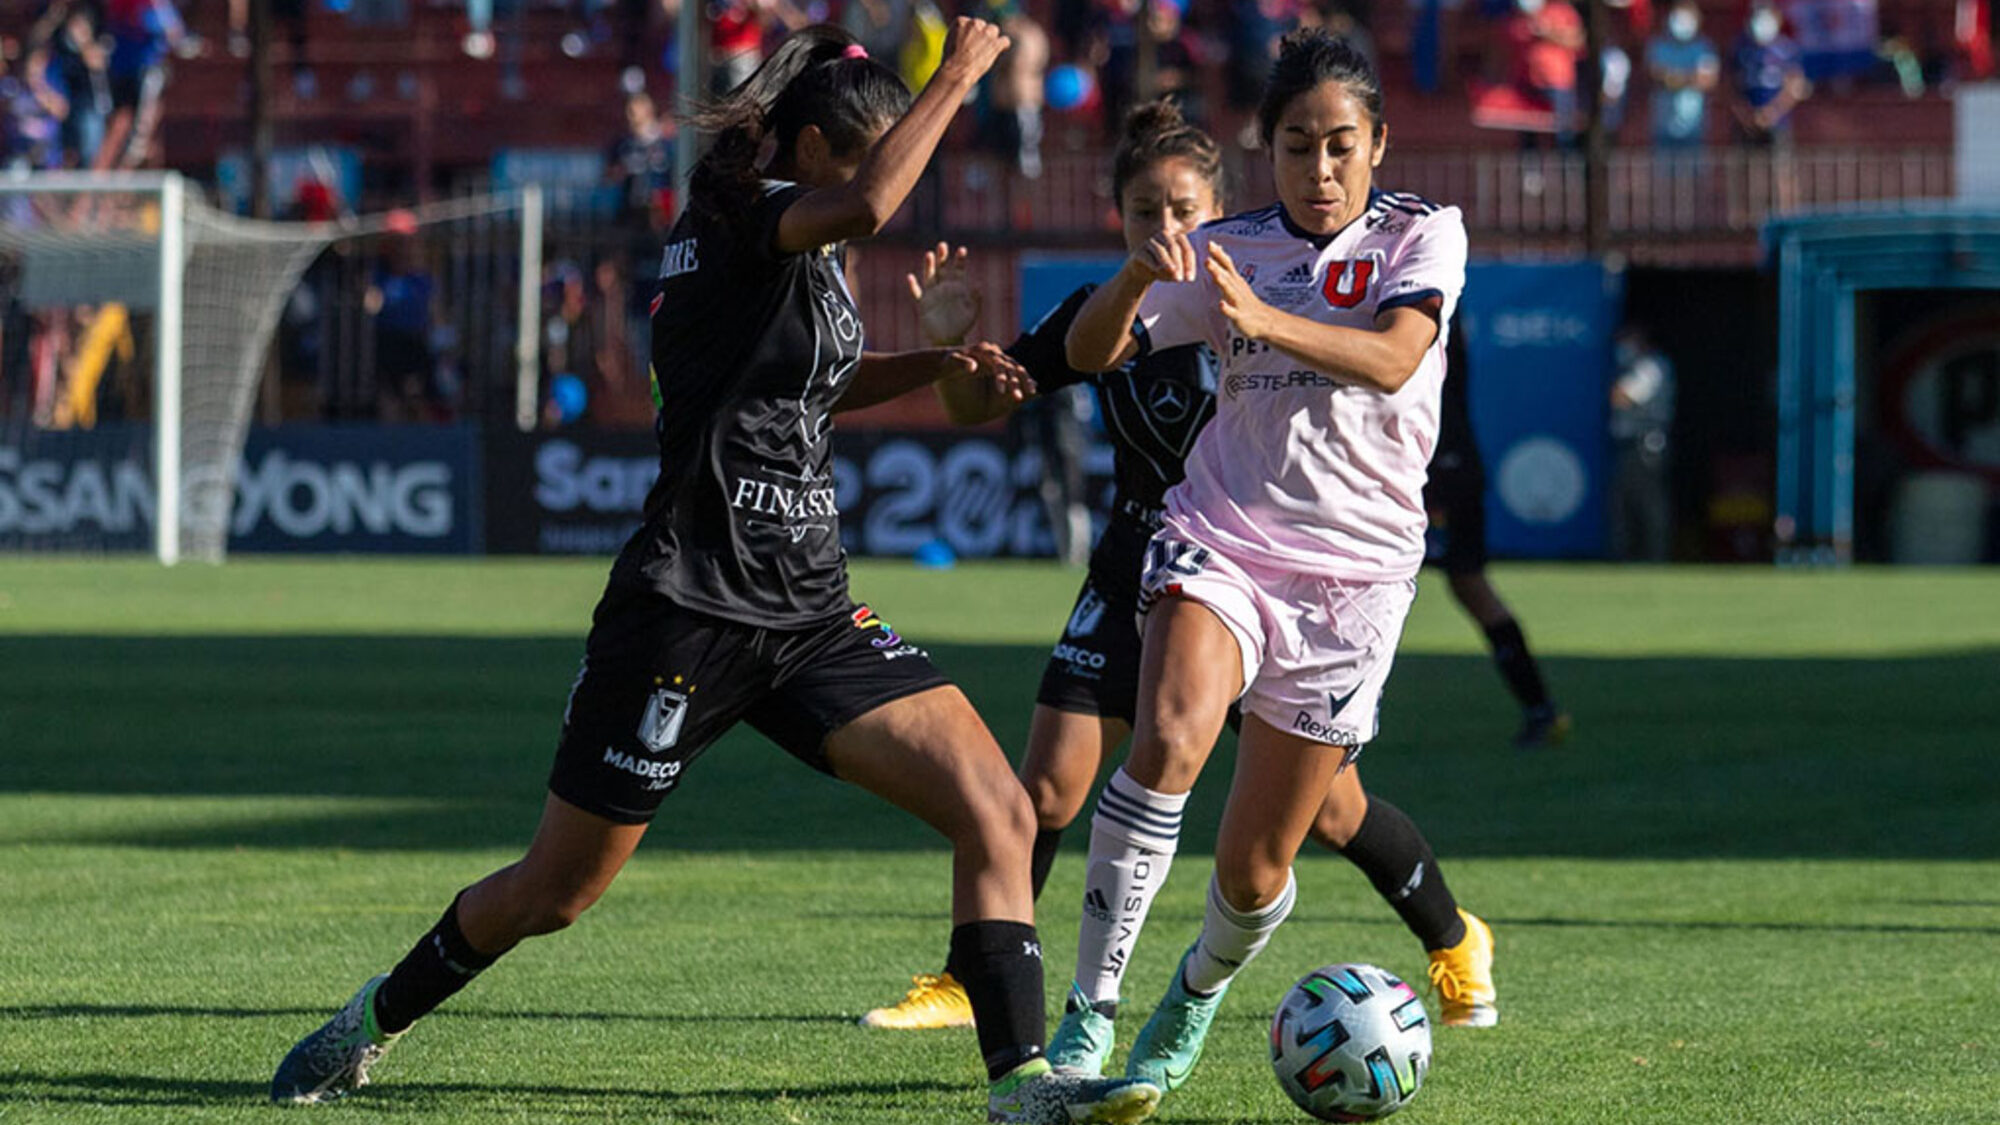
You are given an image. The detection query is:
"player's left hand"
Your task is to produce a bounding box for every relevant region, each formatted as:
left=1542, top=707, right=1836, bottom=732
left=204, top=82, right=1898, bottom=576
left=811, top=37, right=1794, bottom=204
left=946, top=340, right=1037, bottom=403
left=1207, top=242, right=1275, bottom=341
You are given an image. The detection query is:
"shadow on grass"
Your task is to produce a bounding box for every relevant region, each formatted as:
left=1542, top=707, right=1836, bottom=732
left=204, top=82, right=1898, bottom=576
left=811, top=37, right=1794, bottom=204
left=0, top=1070, right=961, bottom=1114
left=2, top=636, right=1996, bottom=860
left=800, top=909, right=2000, bottom=939
left=0, top=1003, right=855, bottom=1025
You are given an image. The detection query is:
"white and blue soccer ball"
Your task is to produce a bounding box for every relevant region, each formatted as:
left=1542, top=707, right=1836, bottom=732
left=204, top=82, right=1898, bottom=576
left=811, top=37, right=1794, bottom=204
left=1269, top=963, right=1431, bottom=1122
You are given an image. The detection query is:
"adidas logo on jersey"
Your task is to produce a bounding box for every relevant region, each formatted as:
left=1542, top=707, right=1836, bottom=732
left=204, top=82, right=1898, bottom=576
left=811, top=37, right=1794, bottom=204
left=1280, top=262, right=1316, bottom=284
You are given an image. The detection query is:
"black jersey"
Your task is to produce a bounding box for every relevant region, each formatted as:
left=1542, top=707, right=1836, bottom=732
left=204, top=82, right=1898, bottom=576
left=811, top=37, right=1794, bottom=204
left=1432, top=311, right=1480, bottom=477
left=1007, top=284, right=1219, bottom=541
left=612, top=181, right=861, bottom=628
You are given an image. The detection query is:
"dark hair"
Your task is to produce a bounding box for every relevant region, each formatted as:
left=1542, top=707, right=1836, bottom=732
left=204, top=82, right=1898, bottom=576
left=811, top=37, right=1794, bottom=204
left=1111, top=97, right=1226, bottom=213
left=688, top=25, right=912, bottom=226
left=1255, top=29, right=1385, bottom=148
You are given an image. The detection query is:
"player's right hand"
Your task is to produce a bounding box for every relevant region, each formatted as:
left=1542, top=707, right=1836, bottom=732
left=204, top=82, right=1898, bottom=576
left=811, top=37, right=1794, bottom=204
left=906, top=241, right=981, bottom=346
left=938, top=17, right=1011, bottom=86
left=1126, top=230, right=1199, bottom=285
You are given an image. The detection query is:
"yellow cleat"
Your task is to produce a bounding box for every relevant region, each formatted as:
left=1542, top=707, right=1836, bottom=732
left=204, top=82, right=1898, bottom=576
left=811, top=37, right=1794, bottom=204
left=859, top=971, right=976, bottom=1030
left=1427, top=909, right=1498, bottom=1028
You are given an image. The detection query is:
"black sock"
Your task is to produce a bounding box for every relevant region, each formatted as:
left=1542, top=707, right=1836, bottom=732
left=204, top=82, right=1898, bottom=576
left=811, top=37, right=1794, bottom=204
left=1338, top=797, right=1466, bottom=952
left=1482, top=617, right=1552, bottom=712
left=372, top=892, right=499, bottom=1035
left=1028, top=826, right=1064, bottom=902
left=945, top=920, right=1046, bottom=1081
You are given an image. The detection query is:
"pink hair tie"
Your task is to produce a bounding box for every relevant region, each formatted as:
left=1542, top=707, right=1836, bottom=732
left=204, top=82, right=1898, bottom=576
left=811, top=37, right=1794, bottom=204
left=841, top=43, right=869, bottom=60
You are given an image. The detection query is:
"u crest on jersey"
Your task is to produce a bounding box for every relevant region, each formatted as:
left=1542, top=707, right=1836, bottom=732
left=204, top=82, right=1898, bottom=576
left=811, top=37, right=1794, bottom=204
left=1322, top=259, right=1376, bottom=309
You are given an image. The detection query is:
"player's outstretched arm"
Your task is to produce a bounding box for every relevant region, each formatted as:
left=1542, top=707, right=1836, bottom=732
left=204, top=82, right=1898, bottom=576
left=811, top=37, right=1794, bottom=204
left=775, top=19, right=1009, bottom=253
left=836, top=343, right=1033, bottom=414
left=1065, top=229, right=1196, bottom=371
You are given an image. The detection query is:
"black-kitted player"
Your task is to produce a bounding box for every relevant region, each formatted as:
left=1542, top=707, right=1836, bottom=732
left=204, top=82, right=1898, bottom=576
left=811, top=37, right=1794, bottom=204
left=269, top=23, right=1161, bottom=1125
left=1426, top=314, right=1569, bottom=748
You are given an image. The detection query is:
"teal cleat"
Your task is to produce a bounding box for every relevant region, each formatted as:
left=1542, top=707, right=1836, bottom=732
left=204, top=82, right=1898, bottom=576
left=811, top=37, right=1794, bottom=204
left=987, top=1058, right=1161, bottom=1124
left=270, top=974, right=403, bottom=1104
left=1124, top=946, right=1227, bottom=1094
left=1046, top=983, right=1116, bottom=1076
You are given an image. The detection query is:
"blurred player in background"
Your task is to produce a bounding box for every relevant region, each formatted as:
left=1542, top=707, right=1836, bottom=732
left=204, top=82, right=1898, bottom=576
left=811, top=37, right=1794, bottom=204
left=1428, top=312, right=1569, bottom=747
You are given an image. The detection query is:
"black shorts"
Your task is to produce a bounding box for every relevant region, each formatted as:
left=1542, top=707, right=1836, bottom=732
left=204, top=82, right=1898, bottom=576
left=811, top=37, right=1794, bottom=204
left=1036, top=525, right=1146, bottom=723
left=549, top=583, right=951, bottom=824
left=1423, top=460, right=1488, bottom=575
left=109, top=65, right=166, bottom=113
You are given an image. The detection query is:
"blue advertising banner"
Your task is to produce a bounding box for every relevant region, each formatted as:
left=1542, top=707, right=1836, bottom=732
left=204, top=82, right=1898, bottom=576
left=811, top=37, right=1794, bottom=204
left=1460, top=261, right=1619, bottom=558
left=0, top=423, right=154, bottom=552
left=0, top=423, right=481, bottom=554
left=482, top=425, right=1115, bottom=559
left=232, top=425, right=481, bottom=554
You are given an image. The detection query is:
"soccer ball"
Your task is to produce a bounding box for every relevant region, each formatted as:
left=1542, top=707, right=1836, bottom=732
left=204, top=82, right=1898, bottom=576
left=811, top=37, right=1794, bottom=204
left=1269, top=963, right=1431, bottom=1121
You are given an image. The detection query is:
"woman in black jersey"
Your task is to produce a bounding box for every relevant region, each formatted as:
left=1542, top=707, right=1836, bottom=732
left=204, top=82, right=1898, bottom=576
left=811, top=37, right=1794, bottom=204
left=862, top=100, right=1497, bottom=1050
left=270, top=23, right=1160, bottom=1125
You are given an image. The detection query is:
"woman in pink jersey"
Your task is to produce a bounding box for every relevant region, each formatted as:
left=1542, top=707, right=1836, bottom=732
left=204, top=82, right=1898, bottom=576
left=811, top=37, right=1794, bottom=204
left=1053, top=29, right=1495, bottom=1096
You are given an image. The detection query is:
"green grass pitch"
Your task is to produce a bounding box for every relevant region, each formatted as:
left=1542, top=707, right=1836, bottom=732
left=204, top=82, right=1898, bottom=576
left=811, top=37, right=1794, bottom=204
left=1, top=558, right=1995, bottom=1124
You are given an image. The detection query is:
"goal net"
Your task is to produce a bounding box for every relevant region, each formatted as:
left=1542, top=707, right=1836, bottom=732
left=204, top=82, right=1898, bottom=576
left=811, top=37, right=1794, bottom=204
left=0, top=172, right=539, bottom=563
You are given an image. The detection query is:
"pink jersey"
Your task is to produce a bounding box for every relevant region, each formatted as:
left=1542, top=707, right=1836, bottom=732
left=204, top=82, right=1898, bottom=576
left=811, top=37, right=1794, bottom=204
left=1134, top=190, right=1468, bottom=582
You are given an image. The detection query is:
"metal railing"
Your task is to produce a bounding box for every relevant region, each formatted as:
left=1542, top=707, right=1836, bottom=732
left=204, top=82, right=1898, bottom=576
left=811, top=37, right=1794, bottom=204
left=899, top=144, right=1958, bottom=257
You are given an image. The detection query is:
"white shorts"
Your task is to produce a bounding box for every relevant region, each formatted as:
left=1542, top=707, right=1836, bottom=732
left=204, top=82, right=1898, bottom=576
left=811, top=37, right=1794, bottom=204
left=1138, top=531, right=1416, bottom=748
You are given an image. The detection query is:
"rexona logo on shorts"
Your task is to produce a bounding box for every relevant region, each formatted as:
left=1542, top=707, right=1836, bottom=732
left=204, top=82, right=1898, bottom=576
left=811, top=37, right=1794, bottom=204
left=1292, top=709, right=1362, bottom=747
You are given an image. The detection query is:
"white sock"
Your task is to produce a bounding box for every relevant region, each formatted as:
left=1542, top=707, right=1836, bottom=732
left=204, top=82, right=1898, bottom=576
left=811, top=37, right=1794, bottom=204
left=1183, top=869, right=1297, bottom=996
left=1073, top=768, right=1188, bottom=1007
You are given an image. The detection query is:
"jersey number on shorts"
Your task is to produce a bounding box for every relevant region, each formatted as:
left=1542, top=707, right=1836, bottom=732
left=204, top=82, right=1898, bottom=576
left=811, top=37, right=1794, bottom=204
left=1138, top=539, right=1212, bottom=616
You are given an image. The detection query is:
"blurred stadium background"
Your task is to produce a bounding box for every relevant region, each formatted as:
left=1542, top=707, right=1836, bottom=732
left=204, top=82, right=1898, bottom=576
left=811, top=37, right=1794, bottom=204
left=1, top=0, right=1995, bottom=566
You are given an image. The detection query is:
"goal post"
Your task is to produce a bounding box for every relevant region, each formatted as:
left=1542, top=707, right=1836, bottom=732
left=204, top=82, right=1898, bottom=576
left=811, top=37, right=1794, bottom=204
left=0, top=171, right=544, bottom=563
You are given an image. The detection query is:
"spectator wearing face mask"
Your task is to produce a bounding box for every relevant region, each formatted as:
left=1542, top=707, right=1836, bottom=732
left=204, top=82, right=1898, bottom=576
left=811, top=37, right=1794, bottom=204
left=1646, top=0, right=1717, bottom=148
left=1730, top=2, right=1809, bottom=145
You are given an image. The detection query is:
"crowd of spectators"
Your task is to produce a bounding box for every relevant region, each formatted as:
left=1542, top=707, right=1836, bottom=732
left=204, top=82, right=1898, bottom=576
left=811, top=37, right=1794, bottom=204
left=6, top=0, right=1997, bottom=432
left=3, top=0, right=187, bottom=173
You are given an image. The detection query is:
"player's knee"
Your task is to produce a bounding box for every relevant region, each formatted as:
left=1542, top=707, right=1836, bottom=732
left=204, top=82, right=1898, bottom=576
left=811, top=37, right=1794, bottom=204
left=950, top=759, right=1036, bottom=858
left=1023, top=770, right=1087, bottom=830
left=1214, top=859, right=1291, bottom=914
left=1127, top=721, right=1211, bottom=792
left=1311, top=796, right=1362, bottom=850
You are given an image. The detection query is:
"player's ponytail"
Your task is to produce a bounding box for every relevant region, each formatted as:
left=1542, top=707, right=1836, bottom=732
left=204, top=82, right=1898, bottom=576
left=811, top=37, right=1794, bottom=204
left=688, top=25, right=911, bottom=228
left=1256, top=29, right=1385, bottom=148
left=1112, top=97, right=1226, bottom=214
